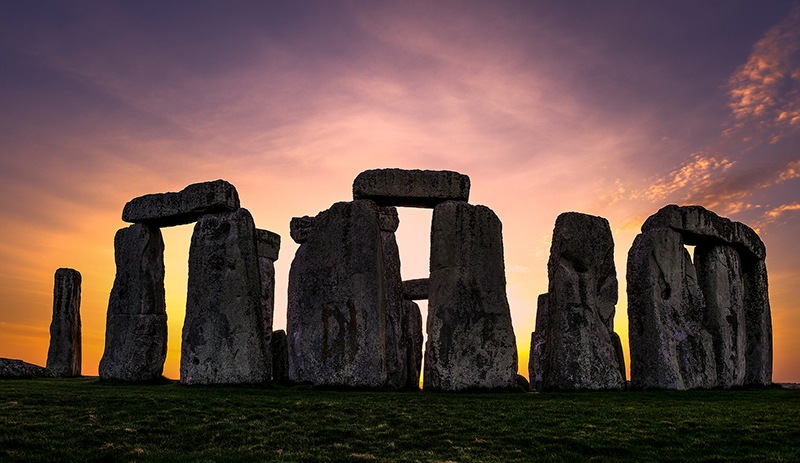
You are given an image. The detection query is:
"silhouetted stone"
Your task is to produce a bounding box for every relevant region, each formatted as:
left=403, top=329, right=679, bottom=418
left=256, top=228, right=281, bottom=261
left=353, top=168, right=470, bottom=208
left=743, top=258, right=772, bottom=386
left=403, top=300, right=423, bottom=390
left=271, top=329, right=289, bottom=382
left=122, top=179, right=240, bottom=227
left=0, top=358, right=54, bottom=378
left=402, top=278, right=429, bottom=300
left=516, top=374, right=531, bottom=392
left=696, top=244, right=746, bottom=388
left=543, top=212, right=625, bottom=390
left=181, top=208, right=268, bottom=385
left=381, top=214, right=408, bottom=389
left=627, top=227, right=716, bottom=389
left=289, top=216, right=317, bottom=244
left=528, top=293, right=548, bottom=392
left=99, top=224, right=167, bottom=382
left=256, top=229, right=280, bottom=378
left=287, top=200, right=388, bottom=387
left=46, top=268, right=82, bottom=377
left=425, top=201, right=517, bottom=391
left=379, top=206, right=400, bottom=232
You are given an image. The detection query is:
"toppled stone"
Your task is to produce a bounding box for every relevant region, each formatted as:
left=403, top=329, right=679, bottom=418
left=256, top=228, right=281, bottom=261
left=403, top=300, right=423, bottom=390
left=543, top=212, right=625, bottom=390
left=289, top=216, right=317, bottom=244
left=424, top=201, right=517, bottom=391
left=0, top=358, right=55, bottom=378
left=271, top=330, right=289, bottom=382
left=122, top=179, right=240, bottom=227
left=642, top=204, right=765, bottom=260
left=181, top=209, right=268, bottom=385
left=627, top=227, right=716, bottom=390
left=696, top=244, right=746, bottom=388
left=99, top=224, right=167, bottom=382
left=46, top=268, right=82, bottom=377
left=287, top=200, right=388, bottom=387
left=402, top=278, right=429, bottom=300
left=379, top=206, right=400, bottom=232
left=353, top=168, right=470, bottom=208
left=528, top=293, right=549, bottom=392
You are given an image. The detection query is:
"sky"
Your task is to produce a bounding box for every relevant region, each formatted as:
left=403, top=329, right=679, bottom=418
left=1, top=1, right=799, bottom=383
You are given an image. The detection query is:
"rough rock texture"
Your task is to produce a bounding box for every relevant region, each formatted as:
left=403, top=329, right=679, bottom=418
left=256, top=229, right=280, bottom=380
left=122, top=179, right=240, bottom=227
left=353, top=169, right=470, bottom=208
left=181, top=208, right=268, bottom=385
left=380, top=214, right=409, bottom=389
left=287, top=200, right=388, bottom=387
left=402, top=278, right=429, bottom=300
left=528, top=293, right=549, bottom=392
left=46, top=268, right=82, bottom=377
left=627, top=227, right=716, bottom=390
left=403, top=300, right=423, bottom=390
left=695, top=245, right=746, bottom=388
left=256, top=228, right=281, bottom=261
left=743, top=258, right=772, bottom=386
left=642, top=204, right=765, bottom=260
left=543, top=213, right=625, bottom=390
left=289, top=216, right=317, bottom=244
left=379, top=206, right=400, bottom=232
left=99, top=224, right=167, bottom=382
left=424, top=201, right=517, bottom=391
left=271, top=330, right=289, bottom=382
left=0, top=358, right=55, bottom=378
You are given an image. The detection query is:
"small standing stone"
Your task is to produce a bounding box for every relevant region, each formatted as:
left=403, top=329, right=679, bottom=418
left=528, top=293, right=549, bottom=392
left=46, top=268, right=82, bottom=377
left=271, top=329, right=289, bottom=382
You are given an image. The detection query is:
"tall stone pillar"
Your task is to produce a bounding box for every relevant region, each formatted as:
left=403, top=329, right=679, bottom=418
left=256, top=228, right=280, bottom=380
left=99, top=224, right=167, bottom=382
left=181, top=208, right=268, bottom=385
left=46, top=268, right=82, bottom=377
left=424, top=201, right=517, bottom=391
left=528, top=293, right=548, bottom=392
left=743, top=258, right=772, bottom=386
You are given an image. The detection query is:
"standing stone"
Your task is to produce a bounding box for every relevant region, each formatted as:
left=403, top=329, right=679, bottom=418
left=256, top=228, right=280, bottom=380
left=403, top=300, right=423, bottom=390
left=425, top=201, right=517, bottom=391
left=287, top=200, right=388, bottom=387
left=528, top=293, right=549, bottom=392
left=627, top=227, right=716, bottom=389
left=181, top=208, right=268, bottom=385
left=402, top=278, right=429, bottom=300
left=99, top=224, right=167, bottom=382
left=379, top=207, right=409, bottom=389
left=695, top=244, right=746, bottom=388
left=543, top=212, right=625, bottom=390
left=46, top=268, right=82, bottom=377
left=743, top=258, right=772, bottom=386
left=353, top=168, right=471, bottom=208
left=289, top=216, right=318, bottom=244
left=271, top=329, right=289, bottom=382
left=122, top=179, right=240, bottom=227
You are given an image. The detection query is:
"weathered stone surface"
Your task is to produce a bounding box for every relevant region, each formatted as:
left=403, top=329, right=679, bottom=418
left=256, top=228, right=281, bottom=261
left=46, top=268, right=82, bottom=377
left=271, top=329, right=289, bottom=382
left=743, top=258, right=772, bottom=385
left=543, top=212, right=625, bottom=390
left=99, top=224, right=167, bottom=382
left=627, top=227, right=716, bottom=390
left=402, top=278, right=429, bottom=300
left=642, top=204, right=765, bottom=260
left=0, top=358, right=55, bottom=378
left=122, top=179, right=240, bottom=227
left=516, top=374, right=531, bottom=392
left=181, top=208, right=268, bottom=385
left=289, top=216, right=317, bottom=244
left=379, top=206, right=400, bottom=232
left=696, top=244, right=746, bottom=388
left=353, top=169, right=470, bottom=208
left=528, top=293, right=549, bottom=392
left=381, top=222, right=407, bottom=389
left=424, top=201, right=517, bottom=391
left=287, top=200, right=388, bottom=387
left=403, top=300, right=423, bottom=390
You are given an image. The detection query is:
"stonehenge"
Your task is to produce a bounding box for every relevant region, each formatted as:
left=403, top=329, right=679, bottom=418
left=46, top=268, right=82, bottom=377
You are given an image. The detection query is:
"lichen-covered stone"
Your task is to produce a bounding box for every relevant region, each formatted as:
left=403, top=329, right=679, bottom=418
left=543, top=212, right=625, bottom=390
left=99, top=224, right=167, bottom=382
left=402, top=278, right=429, bottom=300
left=271, top=329, right=289, bottom=382
left=46, top=268, right=82, bottom=377
left=181, top=208, right=268, bottom=385
left=627, top=227, right=716, bottom=390
left=122, top=179, right=240, bottom=227
left=353, top=168, right=470, bottom=208
left=424, top=201, right=517, bottom=391
left=287, top=200, right=388, bottom=387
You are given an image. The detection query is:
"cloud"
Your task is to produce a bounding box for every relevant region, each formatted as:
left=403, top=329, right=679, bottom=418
left=766, top=202, right=800, bottom=219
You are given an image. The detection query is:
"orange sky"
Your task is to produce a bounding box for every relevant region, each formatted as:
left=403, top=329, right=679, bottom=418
left=1, top=1, right=799, bottom=382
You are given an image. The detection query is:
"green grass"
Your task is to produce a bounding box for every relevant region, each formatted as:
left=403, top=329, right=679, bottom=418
left=1, top=379, right=798, bottom=462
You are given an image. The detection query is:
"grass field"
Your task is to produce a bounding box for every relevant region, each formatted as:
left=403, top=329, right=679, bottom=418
left=1, top=378, right=799, bottom=462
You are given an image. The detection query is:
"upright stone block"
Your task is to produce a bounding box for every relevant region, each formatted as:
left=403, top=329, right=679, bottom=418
left=403, top=300, right=423, bottom=390
left=528, top=293, right=548, bottom=392
left=256, top=229, right=280, bottom=379
left=122, top=179, right=240, bottom=227
left=46, top=268, right=82, bottom=377
left=181, top=208, right=268, bottom=385
left=627, top=227, right=716, bottom=390
left=543, top=212, right=625, bottom=390
left=287, top=200, right=388, bottom=387
left=425, top=201, right=517, bottom=391
left=743, top=258, right=772, bottom=386
left=353, top=169, right=470, bottom=208
left=99, top=224, right=167, bottom=382
left=271, top=329, right=289, bottom=382
left=380, top=208, right=409, bottom=389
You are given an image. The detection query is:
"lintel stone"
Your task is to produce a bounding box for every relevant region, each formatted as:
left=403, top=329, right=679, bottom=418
left=122, top=179, right=240, bottom=227
left=353, top=168, right=470, bottom=208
